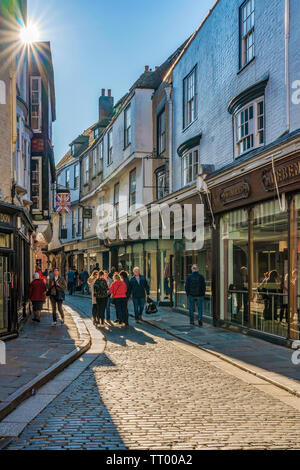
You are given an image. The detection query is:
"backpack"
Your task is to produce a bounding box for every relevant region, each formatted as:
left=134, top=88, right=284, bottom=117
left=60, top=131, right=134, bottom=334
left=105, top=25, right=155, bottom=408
left=94, top=279, right=108, bottom=299
left=189, top=274, right=205, bottom=297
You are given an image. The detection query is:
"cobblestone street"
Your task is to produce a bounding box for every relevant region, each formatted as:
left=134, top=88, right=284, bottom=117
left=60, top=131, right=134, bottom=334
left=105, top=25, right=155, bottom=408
left=6, top=295, right=300, bottom=450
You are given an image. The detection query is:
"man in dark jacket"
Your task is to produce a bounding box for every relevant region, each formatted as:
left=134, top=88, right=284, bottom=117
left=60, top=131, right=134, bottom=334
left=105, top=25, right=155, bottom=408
left=128, top=267, right=150, bottom=323
left=185, top=265, right=206, bottom=326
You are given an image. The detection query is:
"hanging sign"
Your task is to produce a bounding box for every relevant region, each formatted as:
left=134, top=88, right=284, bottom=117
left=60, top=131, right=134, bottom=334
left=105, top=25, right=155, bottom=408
left=56, top=192, right=71, bottom=214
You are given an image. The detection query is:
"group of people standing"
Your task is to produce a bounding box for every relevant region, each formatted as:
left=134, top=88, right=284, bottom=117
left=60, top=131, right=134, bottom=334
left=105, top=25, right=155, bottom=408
left=88, top=266, right=150, bottom=328
left=28, top=267, right=67, bottom=326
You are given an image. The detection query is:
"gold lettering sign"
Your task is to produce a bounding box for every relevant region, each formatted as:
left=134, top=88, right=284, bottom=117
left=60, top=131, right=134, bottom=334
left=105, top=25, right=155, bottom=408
left=262, top=160, right=300, bottom=191
left=0, top=213, right=11, bottom=224
left=220, top=182, right=250, bottom=205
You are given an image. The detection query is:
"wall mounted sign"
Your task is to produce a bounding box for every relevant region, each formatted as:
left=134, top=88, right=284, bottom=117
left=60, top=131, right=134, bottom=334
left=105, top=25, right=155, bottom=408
left=220, top=181, right=250, bottom=205
left=262, top=159, right=300, bottom=192
left=0, top=213, right=11, bottom=225
left=83, top=208, right=93, bottom=219
left=31, top=139, right=44, bottom=153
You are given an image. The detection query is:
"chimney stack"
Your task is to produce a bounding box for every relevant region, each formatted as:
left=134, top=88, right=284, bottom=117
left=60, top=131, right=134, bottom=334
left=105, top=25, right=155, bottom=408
left=99, top=89, right=114, bottom=122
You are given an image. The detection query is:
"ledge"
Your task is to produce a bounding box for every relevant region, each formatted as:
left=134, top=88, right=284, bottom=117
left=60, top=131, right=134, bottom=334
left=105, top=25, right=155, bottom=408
left=228, top=74, right=269, bottom=115
left=177, top=132, right=202, bottom=157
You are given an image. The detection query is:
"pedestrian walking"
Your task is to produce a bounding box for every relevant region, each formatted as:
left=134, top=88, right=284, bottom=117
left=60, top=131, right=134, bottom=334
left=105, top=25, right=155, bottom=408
left=104, top=270, right=113, bottom=323
left=94, top=271, right=109, bottom=326
left=185, top=265, right=206, bottom=326
left=128, top=267, right=150, bottom=323
left=67, top=268, right=76, bottom=295
left=79, top=269, right=90, bottom=295
left=28, top=272, right=47, bottom=323
left=110, top=273, right=128, bottom=326
left=47, top=268, right=67, bottom=326
left=88, top=270, right=100, bottom=325
left=120, top=270, right=130, bottom=326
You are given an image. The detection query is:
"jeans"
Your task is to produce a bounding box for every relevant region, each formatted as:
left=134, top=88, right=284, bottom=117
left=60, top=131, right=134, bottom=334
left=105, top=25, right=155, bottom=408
left=68, top=281, right=75, bottom=295
left=133, top=297, right=145, bottom=320
left=187, top=296, right=203, bottom=322
left=81, top=281, right=89, bottom=294
left=50, top=296, right=64, bottom=322
left=96, top=298, right=107, bottom=324
left=115, top=298, right=127, bottom=323
left=92, top=304, right=98, bottom=323
left=106, top=296, right=111, bottom=321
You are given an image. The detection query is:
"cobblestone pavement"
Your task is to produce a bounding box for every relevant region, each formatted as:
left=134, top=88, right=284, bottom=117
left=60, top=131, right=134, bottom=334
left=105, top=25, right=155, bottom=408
left=6, top=295, right=300, bottom=450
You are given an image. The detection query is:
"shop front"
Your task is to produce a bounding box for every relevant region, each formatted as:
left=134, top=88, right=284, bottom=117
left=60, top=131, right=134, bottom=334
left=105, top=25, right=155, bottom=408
left=212, top=151, right=300, bottom=341
left=0, top=205, right=33, bottom=339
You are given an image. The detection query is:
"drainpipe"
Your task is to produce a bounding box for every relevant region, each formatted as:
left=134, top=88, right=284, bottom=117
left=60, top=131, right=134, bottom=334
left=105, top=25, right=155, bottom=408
left=284, top=0, right=290, bottom=135
left=165, top=86, right=173, bottom=194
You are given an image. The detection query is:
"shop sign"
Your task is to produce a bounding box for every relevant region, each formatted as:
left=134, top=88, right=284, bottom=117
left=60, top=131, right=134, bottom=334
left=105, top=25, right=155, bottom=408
left=220, top=181, right=250, bottom=205
left=83, top=208, right=93, bottom=219
left=0, top=213, right=11, bottom=225
left=262, top=159, right=300, bottom=191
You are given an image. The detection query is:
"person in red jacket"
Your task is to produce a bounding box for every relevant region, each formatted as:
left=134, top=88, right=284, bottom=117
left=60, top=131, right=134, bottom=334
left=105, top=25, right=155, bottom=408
left=109, top=273, right=128, bottom=326
left=28, top=272, right=47, bottom=322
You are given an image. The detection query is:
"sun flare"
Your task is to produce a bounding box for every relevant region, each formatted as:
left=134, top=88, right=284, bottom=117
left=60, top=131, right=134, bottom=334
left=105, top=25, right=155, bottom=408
left=20, top=22, right=40, bottom=44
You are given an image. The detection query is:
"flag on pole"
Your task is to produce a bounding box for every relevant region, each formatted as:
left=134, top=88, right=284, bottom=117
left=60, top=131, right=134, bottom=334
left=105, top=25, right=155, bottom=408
left=56, top=192, right=71, bottom=215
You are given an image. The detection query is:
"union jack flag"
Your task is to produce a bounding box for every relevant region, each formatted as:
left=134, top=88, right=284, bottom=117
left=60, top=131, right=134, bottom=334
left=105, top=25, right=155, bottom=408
left=56, top=193, right=71, bottom=215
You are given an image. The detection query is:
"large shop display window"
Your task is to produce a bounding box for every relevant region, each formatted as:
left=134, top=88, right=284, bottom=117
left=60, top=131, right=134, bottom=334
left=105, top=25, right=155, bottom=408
left=250, top=200, right=288, bottom=337
left=177, top=226, right=212, bottom=316
left=220, top=209, right=249, bottom=326
left=290, top=195, right=300, bottom=340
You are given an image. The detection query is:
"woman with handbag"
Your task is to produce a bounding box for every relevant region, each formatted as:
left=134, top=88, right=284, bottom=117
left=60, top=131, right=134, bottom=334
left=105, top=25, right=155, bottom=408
left=28, top=272, right=47, bottom=322
left=47, top=268, right=67, bottom=326
left=109, top=273, right=127, bottom=327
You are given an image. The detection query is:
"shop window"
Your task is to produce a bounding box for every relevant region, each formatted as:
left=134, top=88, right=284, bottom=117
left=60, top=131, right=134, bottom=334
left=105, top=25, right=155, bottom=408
left=287, top=196, right=300, bottom=340
left=182, top=148, right=199, bottom=186
left=234, top=97, right=264, bottom=157
left=220, top=209, right=249, bottom=326
left=250, top=200, right=288, bottom=337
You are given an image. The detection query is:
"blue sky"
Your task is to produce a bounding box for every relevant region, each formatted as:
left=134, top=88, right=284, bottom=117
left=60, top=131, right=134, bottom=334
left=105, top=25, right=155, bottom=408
left=28, top=0, right=215, bottom=162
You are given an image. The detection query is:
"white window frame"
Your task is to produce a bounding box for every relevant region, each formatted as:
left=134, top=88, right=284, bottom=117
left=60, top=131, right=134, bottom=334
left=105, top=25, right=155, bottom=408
left=158, top=109, right=166, bottom=155
left=31, top=156, right=42, bottom=212
left=129, top=168, right=136, bottom=210
left=30, top=76, right=42, bottom=132
left=234, top=96, right=264, bottom=158
left=182, top=147, right=199, bottom=187
left=66, top=168, right=70, bottom=188
left=124, top=105, right=131, bottom=148
left=74, top=164, right=79, bottom=189
left=92, top=149, right=97, bottom=177
left=84, top=157, right=89, bottom=184
left=240, top=0, right=255, bottom=68
left=183, top=67, right=197, bottom=129
left=113, top=182, right=119, bottom=221
left=108, top=129, right=113, bottom=165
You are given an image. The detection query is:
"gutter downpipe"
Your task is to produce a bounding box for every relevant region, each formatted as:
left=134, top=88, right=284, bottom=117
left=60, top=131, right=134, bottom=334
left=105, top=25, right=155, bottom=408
left=284, top=0, right=290, bottom=134
left=165, top=86, right=173, bottom=194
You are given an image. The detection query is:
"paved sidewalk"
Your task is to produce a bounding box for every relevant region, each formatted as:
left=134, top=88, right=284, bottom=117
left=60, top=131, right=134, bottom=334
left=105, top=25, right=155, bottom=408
left=128, top=304, right=300, bottom=392
left=72, top=291, right=300, bottom=393
left=0, top=302, right=84, bottom=415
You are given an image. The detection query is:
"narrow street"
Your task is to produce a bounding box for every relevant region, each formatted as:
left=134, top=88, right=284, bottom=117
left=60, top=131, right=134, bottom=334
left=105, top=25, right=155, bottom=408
left=6, top=295, right=300, bottom=450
